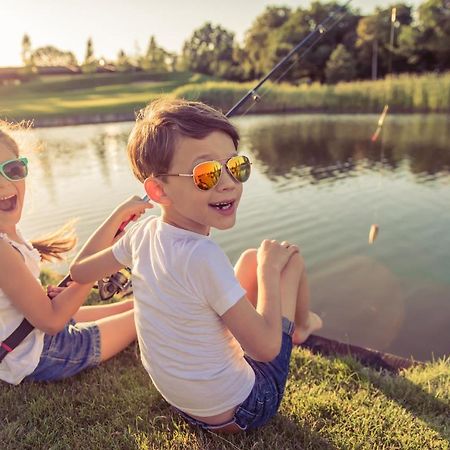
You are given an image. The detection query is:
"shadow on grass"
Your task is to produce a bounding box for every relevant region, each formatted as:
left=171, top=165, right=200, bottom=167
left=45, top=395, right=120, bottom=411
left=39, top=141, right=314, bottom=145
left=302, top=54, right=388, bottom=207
left=339, top=356, right=449, bottom=441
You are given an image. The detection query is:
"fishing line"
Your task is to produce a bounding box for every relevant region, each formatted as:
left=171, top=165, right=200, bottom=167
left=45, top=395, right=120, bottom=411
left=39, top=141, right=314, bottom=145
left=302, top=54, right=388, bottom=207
left=368, top=7, right=397, bottom=244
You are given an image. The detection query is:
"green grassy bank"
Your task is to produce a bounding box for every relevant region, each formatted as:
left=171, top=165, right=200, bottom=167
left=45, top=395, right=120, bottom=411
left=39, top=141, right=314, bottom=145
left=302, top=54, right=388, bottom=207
left=1, top=270, right=448, bottom=449
left=1, top=72, right=448, bottom=126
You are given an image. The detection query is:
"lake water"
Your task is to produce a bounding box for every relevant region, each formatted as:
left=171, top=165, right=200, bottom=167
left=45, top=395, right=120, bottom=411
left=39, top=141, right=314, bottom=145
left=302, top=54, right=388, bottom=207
left=18, top=113, right=450, bottom=361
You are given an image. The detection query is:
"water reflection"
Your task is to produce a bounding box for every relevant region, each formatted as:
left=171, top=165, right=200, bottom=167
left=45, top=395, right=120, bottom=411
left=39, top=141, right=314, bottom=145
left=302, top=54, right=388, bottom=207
left=19, top=114, right=450, bottom=361
left=243, top=114, right=450, bottom=185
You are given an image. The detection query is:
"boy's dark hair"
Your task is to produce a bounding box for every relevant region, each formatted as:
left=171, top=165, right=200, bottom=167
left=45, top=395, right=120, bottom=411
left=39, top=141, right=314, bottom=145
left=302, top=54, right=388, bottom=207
left=127, top=97, right=240, bottom=182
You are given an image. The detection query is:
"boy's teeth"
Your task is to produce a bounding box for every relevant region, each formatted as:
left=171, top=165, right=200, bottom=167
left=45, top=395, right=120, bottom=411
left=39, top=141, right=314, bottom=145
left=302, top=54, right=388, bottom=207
left=212, top=201, right=232, bottom=210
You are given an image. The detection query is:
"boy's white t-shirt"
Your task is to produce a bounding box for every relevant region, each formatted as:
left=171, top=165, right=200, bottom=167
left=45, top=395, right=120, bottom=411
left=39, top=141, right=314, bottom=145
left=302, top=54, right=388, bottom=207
left=112, top=216, right=255, bottom=417
left=0, top=232, right=45, bottom=384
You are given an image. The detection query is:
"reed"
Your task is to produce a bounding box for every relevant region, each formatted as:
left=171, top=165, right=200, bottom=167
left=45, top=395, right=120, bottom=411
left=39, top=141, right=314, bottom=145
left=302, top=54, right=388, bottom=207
left=172, top=72, right=450, bottom=114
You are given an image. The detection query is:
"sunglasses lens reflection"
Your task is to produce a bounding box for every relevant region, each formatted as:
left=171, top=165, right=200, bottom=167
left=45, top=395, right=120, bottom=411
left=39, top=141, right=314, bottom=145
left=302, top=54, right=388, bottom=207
left=193, top=161, right=222, bottom=190
left=227, top=156, right=251, bottom=183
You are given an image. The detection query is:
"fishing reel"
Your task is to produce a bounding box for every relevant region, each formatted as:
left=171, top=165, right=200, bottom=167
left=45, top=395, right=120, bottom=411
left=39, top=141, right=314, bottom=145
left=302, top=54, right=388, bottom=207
left=96, top=268, right=133, bottom=301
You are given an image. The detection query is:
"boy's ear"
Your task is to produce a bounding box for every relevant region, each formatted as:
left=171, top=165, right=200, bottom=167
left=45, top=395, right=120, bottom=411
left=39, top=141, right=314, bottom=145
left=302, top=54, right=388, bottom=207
left=144, top=177, right=171, bottom=206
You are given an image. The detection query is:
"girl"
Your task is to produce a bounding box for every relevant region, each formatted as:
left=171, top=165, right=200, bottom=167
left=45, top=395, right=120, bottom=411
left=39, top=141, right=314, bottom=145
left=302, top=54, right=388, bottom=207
left=0, top=121, right=148, bottom=384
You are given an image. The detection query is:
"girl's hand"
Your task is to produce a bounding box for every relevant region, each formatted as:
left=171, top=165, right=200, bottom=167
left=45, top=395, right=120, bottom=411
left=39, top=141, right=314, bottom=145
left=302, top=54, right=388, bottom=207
left=257, top=239, right=299, bottom=273
left=46, top=284, right=71, bottom=299
left=112, top=195, right=153, bottom=225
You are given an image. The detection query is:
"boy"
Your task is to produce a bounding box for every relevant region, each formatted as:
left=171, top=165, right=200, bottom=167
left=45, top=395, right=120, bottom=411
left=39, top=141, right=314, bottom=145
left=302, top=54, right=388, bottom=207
left=70, top=98, right=322, bottom=432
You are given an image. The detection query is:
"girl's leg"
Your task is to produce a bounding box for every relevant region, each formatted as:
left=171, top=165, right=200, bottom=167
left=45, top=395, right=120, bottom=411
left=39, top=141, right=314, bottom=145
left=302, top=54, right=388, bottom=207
left=73, top=298, right=134, bottom=322
left=234, top=248, right=322, bottom=344
left=96, top=309, right=136, bottom=362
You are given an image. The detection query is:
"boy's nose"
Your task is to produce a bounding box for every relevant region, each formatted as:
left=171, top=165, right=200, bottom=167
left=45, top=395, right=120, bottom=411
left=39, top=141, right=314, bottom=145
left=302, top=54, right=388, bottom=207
left=216, top=167, right=237, bottom=191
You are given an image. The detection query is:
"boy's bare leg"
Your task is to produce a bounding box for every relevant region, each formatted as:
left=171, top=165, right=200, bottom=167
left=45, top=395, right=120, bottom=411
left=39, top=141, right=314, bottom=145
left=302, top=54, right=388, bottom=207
left=73, top=298, right=134, bottom=322
left=234, top=249, right=258, bottom=308
left=235, top=248, right=322, bottom=345
left=291, top=269, right=322, bottom=345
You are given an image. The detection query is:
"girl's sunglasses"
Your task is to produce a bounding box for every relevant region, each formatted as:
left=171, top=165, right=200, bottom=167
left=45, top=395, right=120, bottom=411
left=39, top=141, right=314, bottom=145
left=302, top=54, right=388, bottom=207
left=0, top=157, right=28, bottom=181
left=156, top=155, right=251, bottom=191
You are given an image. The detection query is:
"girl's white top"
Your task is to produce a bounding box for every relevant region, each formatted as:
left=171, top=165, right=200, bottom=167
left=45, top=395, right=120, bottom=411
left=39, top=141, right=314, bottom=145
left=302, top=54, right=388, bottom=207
left=0, top=231, right=45, bottom=384
left=112, top=216, right=255, bottom=417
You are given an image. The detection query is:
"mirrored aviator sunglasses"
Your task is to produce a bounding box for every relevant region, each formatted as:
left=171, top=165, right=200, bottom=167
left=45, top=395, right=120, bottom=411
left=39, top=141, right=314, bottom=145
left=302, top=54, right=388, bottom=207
left=0, top=157, right=28, bottom=181
left=156, top=155, right=251, bottom=191
left=193, top=155, right=251, bottom=190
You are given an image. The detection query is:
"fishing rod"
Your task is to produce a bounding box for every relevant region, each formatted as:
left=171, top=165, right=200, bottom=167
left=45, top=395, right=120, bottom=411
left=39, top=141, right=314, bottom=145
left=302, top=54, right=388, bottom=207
left=226, top=0, right=353, bottom=118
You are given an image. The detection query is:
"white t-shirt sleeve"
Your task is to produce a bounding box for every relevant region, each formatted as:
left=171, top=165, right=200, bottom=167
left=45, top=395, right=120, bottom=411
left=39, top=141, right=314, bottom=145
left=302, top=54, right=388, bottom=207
left=187, top=241, right=246, bottom=316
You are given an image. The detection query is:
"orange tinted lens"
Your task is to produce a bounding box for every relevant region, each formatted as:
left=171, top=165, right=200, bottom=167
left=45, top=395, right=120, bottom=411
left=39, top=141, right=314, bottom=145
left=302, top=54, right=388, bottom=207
left=193, top=161, right=222, bottom=190
left=227, top=155, right=251, bottom=183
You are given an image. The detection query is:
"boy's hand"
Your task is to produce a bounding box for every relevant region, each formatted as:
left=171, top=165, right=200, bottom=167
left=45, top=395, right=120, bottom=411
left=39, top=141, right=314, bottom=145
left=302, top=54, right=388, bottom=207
left=112, top=195, right=153, bottom=224
left=257, top=239, right=299, bottom=273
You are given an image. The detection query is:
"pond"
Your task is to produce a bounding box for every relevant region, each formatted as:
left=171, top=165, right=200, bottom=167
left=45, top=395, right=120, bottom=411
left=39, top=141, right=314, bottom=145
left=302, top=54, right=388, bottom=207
left=19, top=113, right=450, bottom=361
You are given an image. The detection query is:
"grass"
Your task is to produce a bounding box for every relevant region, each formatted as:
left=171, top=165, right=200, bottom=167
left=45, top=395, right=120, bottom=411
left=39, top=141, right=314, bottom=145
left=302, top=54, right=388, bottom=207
left=174, top=72, right=450, bottom=115
left=0, top=71, right=214, bottom=121
left=1, top=72, right=448, bottom=125
left=1, top=270, right=449, bottom=449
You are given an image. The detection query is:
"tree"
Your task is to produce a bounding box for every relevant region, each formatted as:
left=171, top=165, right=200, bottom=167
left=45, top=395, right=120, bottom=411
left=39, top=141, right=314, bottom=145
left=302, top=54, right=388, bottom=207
left=242, top=2, right=358, bottom=83
left=85, top=38, right=94, bottom=64
left=30, top=46, right=77, bottom=67
left=142, top=36, right=168, bottom=72
left=116, top=49, right=132, bottom=72
left=325, top=44, right=357, bottom=83
left=21, top=34, right=32, bottom=67
left=181, top=23, right=236, bottom=78
left=356, top=4, right=412, bottom=78
left=398, top=0, right=450, bottom=71
left=82, top=37, right=97, bottom=73
left=242, top=6, right=292, bottom=79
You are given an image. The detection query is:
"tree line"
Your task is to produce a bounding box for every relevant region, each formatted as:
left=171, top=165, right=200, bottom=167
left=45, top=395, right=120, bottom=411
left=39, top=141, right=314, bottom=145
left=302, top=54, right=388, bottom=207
left=20, top=0, right=450, bottom=84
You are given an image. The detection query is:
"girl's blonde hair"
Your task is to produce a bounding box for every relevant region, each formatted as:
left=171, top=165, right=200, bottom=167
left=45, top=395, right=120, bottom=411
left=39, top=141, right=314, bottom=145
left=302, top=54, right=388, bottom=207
left=0, top=121, right=77, bottom=261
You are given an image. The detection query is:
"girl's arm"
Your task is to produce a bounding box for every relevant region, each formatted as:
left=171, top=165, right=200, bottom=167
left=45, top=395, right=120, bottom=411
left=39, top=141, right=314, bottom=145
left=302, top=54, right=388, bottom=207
left=70, top=196, right=152, bottom=283
left=222, top=241, right=299, bottom=362
left=0, top=240, right=92, bottom=335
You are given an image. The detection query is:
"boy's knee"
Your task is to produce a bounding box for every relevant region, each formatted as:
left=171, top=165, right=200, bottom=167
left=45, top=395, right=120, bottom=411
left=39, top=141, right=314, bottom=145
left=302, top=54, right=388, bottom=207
left=288, top=251, right=305, bottom=271
left=240, top=248, right=257, bottom=264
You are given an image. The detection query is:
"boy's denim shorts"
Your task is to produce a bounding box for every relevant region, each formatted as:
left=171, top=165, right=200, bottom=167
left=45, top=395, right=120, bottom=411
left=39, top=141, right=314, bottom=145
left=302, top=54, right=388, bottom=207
left=176, top=316, right=295, bottom=431
left=24, top=319, right=101, bottom=382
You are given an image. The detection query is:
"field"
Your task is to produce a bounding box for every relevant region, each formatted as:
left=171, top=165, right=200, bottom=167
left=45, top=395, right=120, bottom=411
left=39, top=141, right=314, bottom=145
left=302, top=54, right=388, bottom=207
left=1, top=71, right=449, bottom=126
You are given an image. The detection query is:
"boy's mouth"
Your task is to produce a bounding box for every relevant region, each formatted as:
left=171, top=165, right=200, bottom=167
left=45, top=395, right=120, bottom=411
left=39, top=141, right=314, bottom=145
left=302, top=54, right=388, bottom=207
left=209, top=200, right=233, bottom=210
left=0, top=194, right=17, bottom=212
left=209, top=200, right=236, bottom=215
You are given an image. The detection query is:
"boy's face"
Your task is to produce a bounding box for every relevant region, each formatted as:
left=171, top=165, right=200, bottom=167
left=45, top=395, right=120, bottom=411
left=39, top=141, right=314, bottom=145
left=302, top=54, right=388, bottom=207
left=160, top=131, right=243, bottom=235
left=0, top=144, right=26, bottom=235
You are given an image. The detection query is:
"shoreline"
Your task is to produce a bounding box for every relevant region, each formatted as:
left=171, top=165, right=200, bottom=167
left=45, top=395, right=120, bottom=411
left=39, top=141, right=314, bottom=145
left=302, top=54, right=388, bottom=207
left=29, top=109, right=446, bottom=128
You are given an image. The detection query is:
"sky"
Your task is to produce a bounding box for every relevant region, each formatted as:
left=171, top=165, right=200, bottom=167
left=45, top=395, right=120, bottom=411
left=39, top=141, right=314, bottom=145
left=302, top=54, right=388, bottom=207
left=1, top=0, right=423, bottom=67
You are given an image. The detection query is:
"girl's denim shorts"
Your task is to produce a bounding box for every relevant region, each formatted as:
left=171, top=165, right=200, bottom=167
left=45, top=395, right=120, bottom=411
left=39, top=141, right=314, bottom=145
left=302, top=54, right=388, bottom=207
left=176, top=316, right=295, bottom=431
left=24, top=319, right=101, bottom=382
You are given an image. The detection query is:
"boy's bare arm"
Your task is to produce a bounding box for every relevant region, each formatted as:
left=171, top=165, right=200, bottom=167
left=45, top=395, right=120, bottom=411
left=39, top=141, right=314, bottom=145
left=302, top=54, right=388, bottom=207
left=74, top=196, right=151, bottom=262
left=222, top=240, right=299, bottom=362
